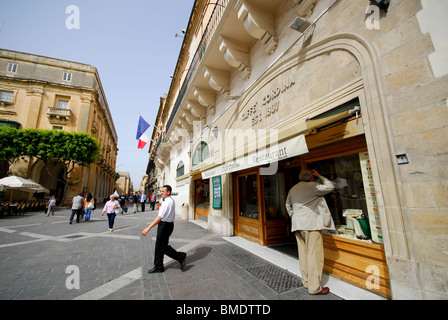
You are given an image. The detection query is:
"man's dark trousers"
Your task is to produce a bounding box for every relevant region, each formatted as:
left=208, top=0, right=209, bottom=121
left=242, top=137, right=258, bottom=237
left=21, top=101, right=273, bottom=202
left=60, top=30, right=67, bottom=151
left=154, top=221, right=184, bottom=270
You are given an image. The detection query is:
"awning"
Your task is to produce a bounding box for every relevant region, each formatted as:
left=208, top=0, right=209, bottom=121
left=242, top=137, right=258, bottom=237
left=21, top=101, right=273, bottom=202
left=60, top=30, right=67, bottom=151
left=201, top=134, right=308, bottom=179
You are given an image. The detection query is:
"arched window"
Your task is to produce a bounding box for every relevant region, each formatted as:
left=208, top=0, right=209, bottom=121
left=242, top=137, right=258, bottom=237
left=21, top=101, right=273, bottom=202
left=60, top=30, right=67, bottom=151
left=176, top=161, right=185, bottom=178
left=192, top=142, right=209, bottom=166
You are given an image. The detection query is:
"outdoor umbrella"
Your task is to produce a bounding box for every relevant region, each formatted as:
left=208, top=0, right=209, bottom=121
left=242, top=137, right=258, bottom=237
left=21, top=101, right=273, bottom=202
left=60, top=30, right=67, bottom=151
left=0, top=176, right=43, bottom=201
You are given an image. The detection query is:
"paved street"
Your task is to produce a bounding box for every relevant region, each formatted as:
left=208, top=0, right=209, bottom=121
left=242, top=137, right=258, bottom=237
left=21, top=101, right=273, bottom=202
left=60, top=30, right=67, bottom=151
left=0, top=204, right=341, bottom=302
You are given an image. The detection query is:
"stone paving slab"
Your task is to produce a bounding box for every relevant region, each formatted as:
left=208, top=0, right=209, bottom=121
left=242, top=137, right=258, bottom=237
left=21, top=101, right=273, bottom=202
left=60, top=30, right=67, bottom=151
left=0, top=205, right=341, bottom=303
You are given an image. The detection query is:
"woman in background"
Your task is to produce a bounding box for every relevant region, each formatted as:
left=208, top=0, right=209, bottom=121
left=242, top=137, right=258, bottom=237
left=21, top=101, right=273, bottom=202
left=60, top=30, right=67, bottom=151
left=101, top=195, right=120, bottom=232
left=83, top=193, right=94, bottom=222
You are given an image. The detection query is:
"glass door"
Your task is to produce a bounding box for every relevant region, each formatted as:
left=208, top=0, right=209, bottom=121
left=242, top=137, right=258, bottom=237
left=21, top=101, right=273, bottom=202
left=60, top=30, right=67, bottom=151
left=234, top=170, right=263, bottom=244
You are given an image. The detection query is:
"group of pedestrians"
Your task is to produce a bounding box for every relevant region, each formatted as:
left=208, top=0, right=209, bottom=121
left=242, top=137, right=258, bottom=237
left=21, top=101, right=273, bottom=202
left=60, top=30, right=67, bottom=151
left=131, top=191, right=157, bottom=213
left=68, top=192, right=95, bottom=224
left=67, top=191, right=154, bottom=232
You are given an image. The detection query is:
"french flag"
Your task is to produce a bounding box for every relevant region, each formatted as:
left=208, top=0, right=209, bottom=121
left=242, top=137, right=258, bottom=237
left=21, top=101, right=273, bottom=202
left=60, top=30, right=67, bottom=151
left=137, top=133, right=150, bottom=149
left=136, top=115, right=151, bottom=149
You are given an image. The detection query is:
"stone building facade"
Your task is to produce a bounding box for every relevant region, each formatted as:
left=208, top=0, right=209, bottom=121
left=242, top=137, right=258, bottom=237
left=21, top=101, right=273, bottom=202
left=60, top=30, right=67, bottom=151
left=0, top=49, right=118, bottom=204
left=147, top=0, right=448, bottom=299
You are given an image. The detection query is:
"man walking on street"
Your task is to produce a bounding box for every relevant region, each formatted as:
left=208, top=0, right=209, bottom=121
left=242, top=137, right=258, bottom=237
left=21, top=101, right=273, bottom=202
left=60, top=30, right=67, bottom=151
left=286, top=169, right=335, bottom=295
left=140, top=192, right=146, bottom=212
left=141, top=185, right=186, bottom=273
left=132, top=192, right=139, bottom=213
left=69, top=193, right=84, bottom=224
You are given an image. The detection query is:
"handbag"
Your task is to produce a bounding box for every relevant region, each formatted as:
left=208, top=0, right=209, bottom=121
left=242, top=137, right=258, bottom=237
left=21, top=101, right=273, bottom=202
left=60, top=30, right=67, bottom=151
left=87, top=201, right=94, bottom=209
left=115, top=206, right=122, bottom=215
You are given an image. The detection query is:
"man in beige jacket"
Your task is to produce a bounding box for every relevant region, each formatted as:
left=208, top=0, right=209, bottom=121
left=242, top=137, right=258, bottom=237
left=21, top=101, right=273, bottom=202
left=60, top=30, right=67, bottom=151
left=286, top=169, right=335, bottom=295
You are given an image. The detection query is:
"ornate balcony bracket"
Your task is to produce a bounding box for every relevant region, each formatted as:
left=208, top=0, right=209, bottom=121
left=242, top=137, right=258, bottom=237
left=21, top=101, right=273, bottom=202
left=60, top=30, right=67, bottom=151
left=218, top=36, right=251, bottom=80
left=178, top=117, right=191, bottom=131
left=193, top=87, right=216, bottom=116
left=186, top=101, right=207, bottom=124
left=236, top=0, right=278, bottom=55
left=182, top=109, right=199, bottom=125
left=203, top=66, right=230, bottom=94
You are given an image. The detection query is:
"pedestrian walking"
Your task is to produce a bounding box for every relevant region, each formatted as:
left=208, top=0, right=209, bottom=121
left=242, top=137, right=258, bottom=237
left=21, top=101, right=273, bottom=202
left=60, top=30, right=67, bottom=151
left=141, top=185, right=186, bottom=273
left=149, top=191, right=157, bottom=210
left=46, top=194, right=56, bottom=217
left=285, top=169, right=335, bottom=295
left=132, top=193, right=139, bottom=213
left=140, top=192, right=147, bottom=212
left=83, top=193, right=94, bottom=222
left=102, top=195, right=120, bottom=232
left=69, top=193, right=84, bottom=224
left=119, top=192, right=127, bottom=214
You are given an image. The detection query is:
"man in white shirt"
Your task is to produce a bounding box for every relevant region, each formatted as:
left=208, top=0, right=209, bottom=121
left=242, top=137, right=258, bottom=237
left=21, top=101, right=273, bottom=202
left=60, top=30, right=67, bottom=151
left=140, top=192, right=147, bottom=212
left=141, top=185, right=186, bottom=273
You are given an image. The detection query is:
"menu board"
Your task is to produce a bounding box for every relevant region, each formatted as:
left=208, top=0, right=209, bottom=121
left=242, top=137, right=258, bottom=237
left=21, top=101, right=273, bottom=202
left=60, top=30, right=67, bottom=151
left=212, top=176, right=222, bottom=209
left=359, top=152, right=383, bottom=244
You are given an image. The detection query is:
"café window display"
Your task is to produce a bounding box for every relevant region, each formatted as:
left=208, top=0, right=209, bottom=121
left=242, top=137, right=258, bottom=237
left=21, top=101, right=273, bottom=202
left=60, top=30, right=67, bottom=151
left=238, top=174, right=259, bottom=219
left=309, top=152, right=383, bottom=244
left=263, top=173, right=286, bottom=220
left=195, top=179, right=210, bottom=222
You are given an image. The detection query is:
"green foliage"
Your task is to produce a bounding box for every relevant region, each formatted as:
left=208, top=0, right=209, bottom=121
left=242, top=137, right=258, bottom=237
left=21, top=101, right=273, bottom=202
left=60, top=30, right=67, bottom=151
left=0, top=127, right=101, bottom=167
left=0, top=126, right=22, bottom=165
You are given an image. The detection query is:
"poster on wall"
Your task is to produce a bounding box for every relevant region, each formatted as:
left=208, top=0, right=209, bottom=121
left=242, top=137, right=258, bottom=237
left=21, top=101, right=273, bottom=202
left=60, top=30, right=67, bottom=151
left=212, top=176, right=222, bottom=209
left=359, top=152, right=383, bottom=244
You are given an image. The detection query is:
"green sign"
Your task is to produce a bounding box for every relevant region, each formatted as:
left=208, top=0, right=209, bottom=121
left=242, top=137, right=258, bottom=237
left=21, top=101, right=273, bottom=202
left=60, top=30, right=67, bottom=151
left=212, top=176, right=222, bottom=209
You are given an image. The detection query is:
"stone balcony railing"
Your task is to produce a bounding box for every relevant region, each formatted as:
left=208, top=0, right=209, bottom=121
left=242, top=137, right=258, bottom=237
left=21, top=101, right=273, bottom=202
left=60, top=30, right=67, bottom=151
left=47, top=107, right=71, bottom=125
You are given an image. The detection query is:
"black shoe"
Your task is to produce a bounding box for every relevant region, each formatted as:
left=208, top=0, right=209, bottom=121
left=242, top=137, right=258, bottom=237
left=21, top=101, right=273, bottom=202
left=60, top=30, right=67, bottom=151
left=179, top=253, right=187, bottom=271
left=148, top=267, right=164, bottom=274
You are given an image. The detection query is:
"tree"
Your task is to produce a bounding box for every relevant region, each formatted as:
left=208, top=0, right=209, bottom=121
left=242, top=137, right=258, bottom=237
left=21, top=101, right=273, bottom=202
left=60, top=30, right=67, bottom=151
left=0, top=126, right=23, bottom=168
left=0, top=127, right=101, bottom=202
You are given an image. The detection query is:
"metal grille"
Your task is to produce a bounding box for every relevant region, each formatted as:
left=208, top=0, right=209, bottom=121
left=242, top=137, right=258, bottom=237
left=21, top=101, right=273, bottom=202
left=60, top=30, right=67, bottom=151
left=215, top=244, right=302, bottom=293
left=247, top=264, right=302, bottom=293
left=215, top=244, right=266, bottom=269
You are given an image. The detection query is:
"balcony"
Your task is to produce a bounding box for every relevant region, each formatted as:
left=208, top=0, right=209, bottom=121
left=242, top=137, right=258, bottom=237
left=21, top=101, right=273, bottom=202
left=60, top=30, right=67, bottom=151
left=47, top=107, right=71, bottom=125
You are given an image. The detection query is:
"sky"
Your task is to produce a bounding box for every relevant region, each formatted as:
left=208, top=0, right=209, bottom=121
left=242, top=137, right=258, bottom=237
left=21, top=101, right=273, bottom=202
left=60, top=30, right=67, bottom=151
left=0, top=0, right=195, bottom=189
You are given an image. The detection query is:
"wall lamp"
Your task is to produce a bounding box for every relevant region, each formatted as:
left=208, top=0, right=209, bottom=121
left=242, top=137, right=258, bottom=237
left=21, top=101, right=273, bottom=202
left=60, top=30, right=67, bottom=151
left=289, top=16, right=312, bottom=33
left=370, top=0, right=390, bottom=12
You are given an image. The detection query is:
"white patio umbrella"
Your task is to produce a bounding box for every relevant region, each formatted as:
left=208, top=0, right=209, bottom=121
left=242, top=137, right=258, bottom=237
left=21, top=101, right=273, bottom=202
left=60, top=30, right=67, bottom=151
left=0, top=176, right=43, bottom=201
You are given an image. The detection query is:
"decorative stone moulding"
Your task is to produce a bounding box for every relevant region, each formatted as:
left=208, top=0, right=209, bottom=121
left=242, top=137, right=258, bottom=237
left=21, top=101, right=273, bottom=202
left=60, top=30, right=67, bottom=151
left=236, top=0, right=278, bottom=55
left=218, top=36, right=251, bottom=80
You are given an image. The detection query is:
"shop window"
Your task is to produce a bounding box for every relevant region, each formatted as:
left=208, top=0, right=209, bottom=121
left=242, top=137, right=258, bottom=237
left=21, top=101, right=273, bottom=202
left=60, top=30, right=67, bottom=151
left=195, top=179, right=210, bottom=208
left=192, top=141, right=209, bottom=166
left=176, top=161, right=185, bottom=178
left=308, top=152, right=382, bottom=244
left=238, top=174, right=259, bottom=219
left=263, top=173, right=286, bottom=220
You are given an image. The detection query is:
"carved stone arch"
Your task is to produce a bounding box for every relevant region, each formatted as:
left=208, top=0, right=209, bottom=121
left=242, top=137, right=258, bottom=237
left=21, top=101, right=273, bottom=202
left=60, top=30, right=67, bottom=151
left=224, top=33, right=408, bottom=262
